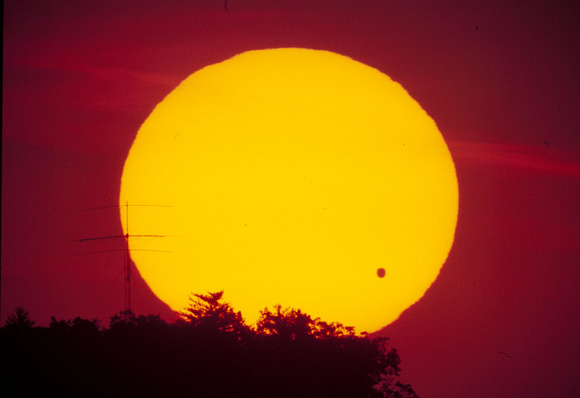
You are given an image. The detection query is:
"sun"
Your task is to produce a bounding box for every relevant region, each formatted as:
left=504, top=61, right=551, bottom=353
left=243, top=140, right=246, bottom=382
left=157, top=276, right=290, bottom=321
left=120, top=48, right=458, bottom=333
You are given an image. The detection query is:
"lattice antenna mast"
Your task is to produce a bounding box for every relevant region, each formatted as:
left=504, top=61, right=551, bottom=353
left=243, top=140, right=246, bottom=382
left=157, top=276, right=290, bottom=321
left=77, top=202, right=168, bottom=315
left=124, top=201, right=131, bottom=313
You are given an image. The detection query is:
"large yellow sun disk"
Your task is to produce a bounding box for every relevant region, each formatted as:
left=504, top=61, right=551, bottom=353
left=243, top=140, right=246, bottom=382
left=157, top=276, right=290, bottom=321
left=120, top=48, right=458, bottom=333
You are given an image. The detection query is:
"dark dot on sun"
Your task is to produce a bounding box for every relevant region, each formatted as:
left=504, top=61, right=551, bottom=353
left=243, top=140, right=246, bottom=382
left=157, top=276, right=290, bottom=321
left=377, top=268, right=386, bottom=278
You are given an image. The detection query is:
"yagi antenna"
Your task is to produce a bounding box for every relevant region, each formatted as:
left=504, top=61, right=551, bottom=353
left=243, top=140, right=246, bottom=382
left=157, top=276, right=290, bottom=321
left=77, top=201, right=169, bottom=316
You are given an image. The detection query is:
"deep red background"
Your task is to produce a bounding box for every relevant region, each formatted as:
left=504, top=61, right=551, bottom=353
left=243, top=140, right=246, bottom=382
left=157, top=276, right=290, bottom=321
left=3, top=1, right=579, bottom=396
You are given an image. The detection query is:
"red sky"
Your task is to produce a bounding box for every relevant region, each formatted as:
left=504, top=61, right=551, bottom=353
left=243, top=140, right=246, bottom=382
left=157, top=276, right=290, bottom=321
left=3, top=1, right=579, bottom=396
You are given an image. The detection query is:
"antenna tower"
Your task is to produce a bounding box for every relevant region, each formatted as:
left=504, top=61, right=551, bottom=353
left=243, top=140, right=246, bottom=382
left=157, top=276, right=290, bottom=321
left=77, top=202, right=168, bottom=315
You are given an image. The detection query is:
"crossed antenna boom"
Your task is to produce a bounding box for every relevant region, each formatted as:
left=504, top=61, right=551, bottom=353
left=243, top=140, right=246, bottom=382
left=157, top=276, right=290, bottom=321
left=77, top=202, right=169, bottom=314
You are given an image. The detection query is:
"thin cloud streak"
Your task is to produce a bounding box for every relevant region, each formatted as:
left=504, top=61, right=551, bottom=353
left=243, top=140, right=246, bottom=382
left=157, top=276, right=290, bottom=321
left=449, top=141, right=580, bottom=179
left=22, top=59, right=180, bottom=88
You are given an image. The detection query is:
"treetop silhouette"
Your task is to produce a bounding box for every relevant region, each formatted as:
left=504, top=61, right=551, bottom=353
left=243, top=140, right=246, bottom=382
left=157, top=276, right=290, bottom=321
left=256, top=304, right=356, bottom=340
left=4, top=306, right=36, bottom=330
left=2, top=294, right=419, bottom=397
left=178, top=290, right=250, bottom=336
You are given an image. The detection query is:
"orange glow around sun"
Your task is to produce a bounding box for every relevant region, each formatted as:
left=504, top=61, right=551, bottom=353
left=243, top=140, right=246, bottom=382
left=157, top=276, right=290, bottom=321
left=120, top=48, right=458, bottom=333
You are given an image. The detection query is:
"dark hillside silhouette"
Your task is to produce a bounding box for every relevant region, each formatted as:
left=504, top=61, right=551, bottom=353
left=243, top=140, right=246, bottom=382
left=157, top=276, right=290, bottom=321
left=1, top=295, right=418, bottom=398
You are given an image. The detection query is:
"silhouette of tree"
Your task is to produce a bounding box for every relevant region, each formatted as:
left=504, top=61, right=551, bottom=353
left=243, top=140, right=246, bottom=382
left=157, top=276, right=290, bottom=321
left=1, top=294, right=419, bottom=397
left=313, top=318, right=356, bottom=339
left=257, top=304, right=357, bottom=340
left=108, top=309, right=139, bottom=335
left=370, top=338, right=420, bottom=398
left=69, top=316, right=101, bottom=334
left=255, top=304, right=418, bottom=398
left=178, top=290, right=249, bottom=337
left=4, top=306, right=36, bottom=329
left=257, top=304, right=315, bottom=339
left=381, top=381, right=420, bottom=398
left=48, top=316, right=101, bottom=347
left=111, top=308, right=137, bottom=323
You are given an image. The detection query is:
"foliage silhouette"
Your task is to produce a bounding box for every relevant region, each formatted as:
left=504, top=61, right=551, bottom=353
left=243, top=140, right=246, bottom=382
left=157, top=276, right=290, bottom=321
left=4, top=306, right=36, bottom=329
left=178, top=291, right=250, bottom=337
left=257, top=304, right=356, bottom=339
left=1, top=293, right=419, bottom=398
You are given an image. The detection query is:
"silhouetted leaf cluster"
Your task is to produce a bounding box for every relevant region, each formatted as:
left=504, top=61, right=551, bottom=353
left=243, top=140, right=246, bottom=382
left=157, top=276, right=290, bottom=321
left=1, top=294, right=418, bottom=398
